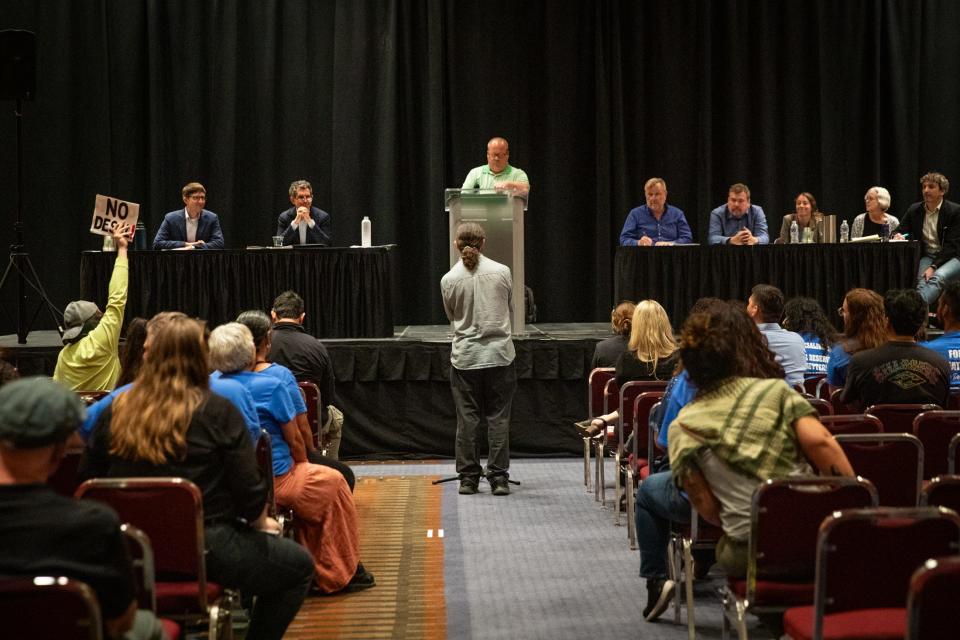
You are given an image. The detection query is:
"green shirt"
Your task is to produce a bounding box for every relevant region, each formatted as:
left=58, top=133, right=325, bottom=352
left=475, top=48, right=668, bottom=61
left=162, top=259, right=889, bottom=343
left=461, top=164, right=529, bottom=189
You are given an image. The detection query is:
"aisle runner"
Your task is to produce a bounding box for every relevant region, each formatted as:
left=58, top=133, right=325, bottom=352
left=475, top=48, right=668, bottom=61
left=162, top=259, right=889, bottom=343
left=284, top=475, right=447, bottom=639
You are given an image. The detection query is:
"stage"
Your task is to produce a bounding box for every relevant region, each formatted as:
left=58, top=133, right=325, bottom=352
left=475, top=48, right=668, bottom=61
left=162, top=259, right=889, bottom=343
left=2, top=323, right=608, bottom=460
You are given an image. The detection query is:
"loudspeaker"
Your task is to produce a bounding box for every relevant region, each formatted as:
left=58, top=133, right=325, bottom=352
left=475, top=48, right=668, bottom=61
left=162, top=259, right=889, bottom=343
left=0, top=30, right=36, bottom=101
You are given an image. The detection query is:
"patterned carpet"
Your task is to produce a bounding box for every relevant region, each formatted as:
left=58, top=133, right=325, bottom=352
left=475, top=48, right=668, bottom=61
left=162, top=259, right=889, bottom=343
left=283, top=475, right=447, bottom=639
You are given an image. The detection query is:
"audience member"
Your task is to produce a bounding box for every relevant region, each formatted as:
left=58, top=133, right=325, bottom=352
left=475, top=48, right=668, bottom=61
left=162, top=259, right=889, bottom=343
left=0, top=377, right=166, bottom=640
left=237, top=310, right=354, bottom=490
left=826, top=288, right=887, bottom=389
left=152, top=182, right=225, bottom=250
left=782, top=297, right=838, bottom=378
left=619, top=178, right=692, bottom=246
left=276, top=180, right=332, bottom=246
left=746, top=284, right=806, bottom=388
left=851, top=186, right=899, bottom=239
left=54, top=224, right=131, bottom=391
left=591, top=301, right=636, bottom=368
left=208, top=323, right=373, bottom=594
left=461, top=136, right=530, bottom=196
left=778, top=192, right=823, bottom=243
left=79, top=316, right=313, bottom=639
left=268, top=291, right=345, bottom=460
left=669, top=305, right=854, bottom=581
left=920, top=281, right=960, bottom=388
left=708, top=183, right=768, bottom=245
left=892, top=172, right=960, bottom=304
left=115, top=318, right=148, bottom=387
left=841, top=289, right=950, bottom=410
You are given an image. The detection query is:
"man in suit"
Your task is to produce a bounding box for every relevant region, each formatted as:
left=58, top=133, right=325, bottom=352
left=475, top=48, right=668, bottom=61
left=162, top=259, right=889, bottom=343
left=152, top=182, right=225, bottom=250
left=276, top=179, right=332, bottom=246
left=893, top=172, right=960, bottom=304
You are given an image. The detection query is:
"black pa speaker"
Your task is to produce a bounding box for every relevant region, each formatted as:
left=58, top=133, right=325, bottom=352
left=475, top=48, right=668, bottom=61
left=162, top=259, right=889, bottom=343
left=0, top=30, right=37, bottom=101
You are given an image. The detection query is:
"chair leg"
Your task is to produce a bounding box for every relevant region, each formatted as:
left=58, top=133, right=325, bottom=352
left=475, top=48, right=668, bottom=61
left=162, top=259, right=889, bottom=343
left=583, top=436, right=592, bottom=492
left=598, top=440, right=607, bottom=508
left=667, top=536, right=681, bottom=624
left=613, top=448, right=623, bottom=525
left=626, top=468, right=637, bottom=549
left=683, top=539, right=696, bottom=640
left=593, top=437, right=602, bottom=502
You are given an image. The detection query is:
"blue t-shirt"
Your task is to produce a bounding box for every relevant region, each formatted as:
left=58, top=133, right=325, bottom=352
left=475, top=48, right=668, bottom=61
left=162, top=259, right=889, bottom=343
left=826, top=343, right=852, bottom=387
left=800, top=331, right=830, bottom=378
left=921, top=331, right=960, bottom=388
left=216, top=370, right=298, bottom=476
left=258, top=363, right=307, bottom=414
left=656, top=370, right=697, bottom=451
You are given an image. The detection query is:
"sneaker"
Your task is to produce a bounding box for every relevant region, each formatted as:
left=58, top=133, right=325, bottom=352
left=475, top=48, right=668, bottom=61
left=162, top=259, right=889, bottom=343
left=459, top=478, right=479, bottom=495
left=642, top=578, right=675, bottom=622
left=490, top=475, right=510, bottom=496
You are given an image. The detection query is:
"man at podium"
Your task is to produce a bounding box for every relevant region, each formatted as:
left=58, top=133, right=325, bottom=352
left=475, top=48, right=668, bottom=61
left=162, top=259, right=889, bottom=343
left=462, top=137, right=530, bottom=196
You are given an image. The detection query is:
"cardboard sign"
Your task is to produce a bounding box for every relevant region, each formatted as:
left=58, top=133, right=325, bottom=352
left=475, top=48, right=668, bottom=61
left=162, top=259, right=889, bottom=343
left=90, top=194, right=140, bottom=236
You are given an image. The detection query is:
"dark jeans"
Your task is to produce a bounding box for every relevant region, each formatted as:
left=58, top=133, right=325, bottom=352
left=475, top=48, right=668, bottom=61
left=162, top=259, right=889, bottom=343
left=450, top=363, right=517, bottom=480
left=205, top=523, right=314, bottom=640
left=636, top=470, right=691, bottom=579
left=307, top=449, right=355, bottom=491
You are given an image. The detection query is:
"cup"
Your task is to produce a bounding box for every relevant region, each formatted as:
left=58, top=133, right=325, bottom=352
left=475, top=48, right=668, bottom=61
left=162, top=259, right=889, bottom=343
left=272, top=235, right=284, bottom=248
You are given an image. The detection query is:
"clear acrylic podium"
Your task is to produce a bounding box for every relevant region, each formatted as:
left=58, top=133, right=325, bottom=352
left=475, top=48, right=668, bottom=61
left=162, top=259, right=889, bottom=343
left=445, top=188, right=528, bottom=335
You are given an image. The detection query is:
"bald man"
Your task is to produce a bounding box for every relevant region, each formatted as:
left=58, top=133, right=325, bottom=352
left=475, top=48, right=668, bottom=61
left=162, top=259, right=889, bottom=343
left=462, top=137, right=530, bottom=196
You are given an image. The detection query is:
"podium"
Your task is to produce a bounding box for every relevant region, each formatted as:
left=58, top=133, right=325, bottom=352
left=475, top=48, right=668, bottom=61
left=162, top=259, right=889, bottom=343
left=445, top=189, right=528, bottom=334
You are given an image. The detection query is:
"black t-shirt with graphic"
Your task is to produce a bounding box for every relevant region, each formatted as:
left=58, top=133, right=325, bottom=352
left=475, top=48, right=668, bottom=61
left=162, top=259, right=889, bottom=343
left=841, top=341, right=950, bottom=411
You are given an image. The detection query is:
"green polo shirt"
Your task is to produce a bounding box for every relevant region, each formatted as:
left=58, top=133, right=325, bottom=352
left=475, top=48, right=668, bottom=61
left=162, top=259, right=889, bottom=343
left=461, top=164, right=529, bottom=189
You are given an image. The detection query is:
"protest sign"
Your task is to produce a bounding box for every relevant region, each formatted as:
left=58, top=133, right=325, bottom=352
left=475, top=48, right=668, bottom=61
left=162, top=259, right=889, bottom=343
left=90, top=194, right=140, bottom=236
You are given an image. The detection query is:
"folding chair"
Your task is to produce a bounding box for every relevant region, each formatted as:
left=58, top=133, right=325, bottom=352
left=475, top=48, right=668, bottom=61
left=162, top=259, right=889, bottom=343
left=0, top=576, right=102, bottom=639
left=297, top=380, right=323, bottom=451
left=864, top=403, right=941, bottom=434
left=912, top=410, right=960, bottom=480
left=75, top=478, right=232, bottom=639
left=782, top=507, right=960, bottom=640
left=818, top=414, right=883, bottom=436
left=668, top=504, right=724, bottom=640
left=619, top=390, right=664, bottom=530
left=921, top=474, right=960, bottom=514
left=582, top=367, right=615, bottom=492
left=721, top=477, right=878, bottom=640
left=906, top=556, right=960, bottom=640
left=835, top=433, right=924, bottom=506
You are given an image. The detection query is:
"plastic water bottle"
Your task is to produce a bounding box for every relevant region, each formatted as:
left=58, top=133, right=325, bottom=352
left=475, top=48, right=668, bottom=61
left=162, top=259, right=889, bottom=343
left=840, top=220, right=849, bottom=243
left=102, top=234, right=115, bottom=252
left=880, top=221, right=890, bottom=241
left=790, top=220, right=799, bottom=244
left=361, top=216, right=372, bottom=247
left=803, top=227, right=813, bottom=243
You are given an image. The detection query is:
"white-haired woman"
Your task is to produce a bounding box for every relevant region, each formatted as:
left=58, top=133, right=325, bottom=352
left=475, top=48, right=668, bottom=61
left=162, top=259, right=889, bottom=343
left=851, top=186, right=899, bottom=239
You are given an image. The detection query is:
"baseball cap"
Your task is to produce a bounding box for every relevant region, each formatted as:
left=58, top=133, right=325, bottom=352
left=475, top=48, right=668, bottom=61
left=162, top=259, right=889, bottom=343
left=62, top=300, right=101, bottom=344
left=0, top=377, right=85, bottom=448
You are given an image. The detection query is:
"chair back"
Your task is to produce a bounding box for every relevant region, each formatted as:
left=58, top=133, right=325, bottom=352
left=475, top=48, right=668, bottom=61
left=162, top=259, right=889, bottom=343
left=951, top=433, right=960, bottom=474
left=628, top=390, right=665, bottom=459
left=803, top=374, right=826, bottom=398
left=76, top=390, right=109, bottom=407
left=829, top=388, right=853, bottom=414
left=747, top=477, right=878, bottom=594
left=587, top=367, right=615, bottom=417
left=297, top=380, right=322, bottom=448
left=74, top=478, right=210, bottom=608
left=49, top=447, right=85, bottom=497
left=254, top=429, right=277, bottom=517
left=913, top=410, right=960, bottom=479
left=835, top=433, right=923, bottom=506
left=921, top=475, right=960, bottom=514
left=865, top=403, right=941, bottom=434
left=603, top=378, right=620, bottom=415
left=812, top=507, right=960, bottom=639
left=907, top=555, right=960, bottom=640
left=819, top=413, right=883, bottom=436
left=121, top=523, right=157, bottom=612
left=803, top=396, right=832, bottom=417
left=947, top=389, right=960, bottom=410
left=0, top=576, right=102, bottom=639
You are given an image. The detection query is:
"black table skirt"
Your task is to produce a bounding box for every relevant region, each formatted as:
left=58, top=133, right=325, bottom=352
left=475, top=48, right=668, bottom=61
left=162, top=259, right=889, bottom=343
left=80, top=246, right=395, bottom=338
left=615, top=242, right=922, bottom=328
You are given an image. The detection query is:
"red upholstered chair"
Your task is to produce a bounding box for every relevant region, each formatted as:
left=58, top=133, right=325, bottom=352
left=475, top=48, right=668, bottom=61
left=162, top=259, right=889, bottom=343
left=255, top=429, right=294, bottom=538
left=627, top=399, right=665, bottom=550
left=835, top=433, right=924, bottom=506
left=48, top=446, right=85, bottom=497
left=668, top=505, right=724, bottom=637
left=947, top=389, right=960, bottom=410
left=819, top=414, right=883, bottom=436
left=865, top=403, right=941, bottom=434
left=297, top=380, right=323, bottom=450
left=921, top=475, right=960, bottom=514
left=0, top=576, right=102, bottom=639
left=906, top=556, right=960, bottom=640
left=782, top=507, right=960, bottom=640
left=622, top=390, right=664, bottom=542
left=721, top=477, right=878, bottom=640
left=804, top=374, right=826, bottom=398
left=802, top=396, right=833, bottom=417
left=74, top=478, right=232, bottom=639
left=582, top=368, right=615, bottom=492
left=912, top=410, right=960, bottom=480
left=121, top=523, right=157, bottom=613
left=593, top=377, right=621, bottom=502
left=828, top=388, right=854, bottom=415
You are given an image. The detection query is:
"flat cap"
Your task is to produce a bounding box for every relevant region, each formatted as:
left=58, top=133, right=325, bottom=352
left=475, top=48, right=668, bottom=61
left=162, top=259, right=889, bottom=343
left=0, top=377, right=85, bottom=448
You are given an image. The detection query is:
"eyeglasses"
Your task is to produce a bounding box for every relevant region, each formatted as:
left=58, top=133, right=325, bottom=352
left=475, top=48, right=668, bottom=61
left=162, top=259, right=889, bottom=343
left=188, top=195, right=206, bottom=201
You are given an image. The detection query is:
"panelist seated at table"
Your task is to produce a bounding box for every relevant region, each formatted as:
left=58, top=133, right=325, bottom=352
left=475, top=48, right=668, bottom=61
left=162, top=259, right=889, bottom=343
left=708, top=183, right=768, bottom=245
left=619, top=177, right=692, bottom=246
left=851, top=186, right=899, bottom=240
left=462, top=136, right=530, bottom=196
left=152, top=181, right=225, bottom=250
left=277, top=179, right=332, bottom=246
left=779, top=192, right=824, bottom=244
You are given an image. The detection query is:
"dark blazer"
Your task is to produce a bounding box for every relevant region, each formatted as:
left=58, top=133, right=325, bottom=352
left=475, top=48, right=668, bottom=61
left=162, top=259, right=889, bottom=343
left=153, top=209, right=225, bottom=249
left=894, top=199, right=960, bottom=268
left=276, top=206, right=332, bottom=246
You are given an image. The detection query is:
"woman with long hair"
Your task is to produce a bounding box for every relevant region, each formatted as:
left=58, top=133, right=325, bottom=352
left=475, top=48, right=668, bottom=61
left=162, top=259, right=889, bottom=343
left=827, top=288, right=887, bottom=389
left=578, top=300, right=677, bottom=437
left=779, top=192, right=823, bottom=243
left=591, top=301, right=636, bottom=368
left=81, top=315, right=315, bottom=640
left=782, top=297, right=839, bottom=379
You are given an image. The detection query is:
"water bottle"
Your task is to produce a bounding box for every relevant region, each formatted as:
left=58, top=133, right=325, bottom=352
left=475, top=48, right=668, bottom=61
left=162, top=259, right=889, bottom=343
left=361, top=216, right=372, bottom=247
left=880, top=221, right=890, bottom=241
left=803, top=227, right=813, bottom=243
left=790, top=220, right=799, bottom=244
left=840, top=220, right=849, bottom=243
left=102, top=234, right=115, bottom=252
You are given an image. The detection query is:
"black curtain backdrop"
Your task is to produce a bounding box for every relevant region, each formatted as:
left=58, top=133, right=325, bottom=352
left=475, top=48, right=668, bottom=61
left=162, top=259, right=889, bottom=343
left=1, top=1, right=958, bottom=332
